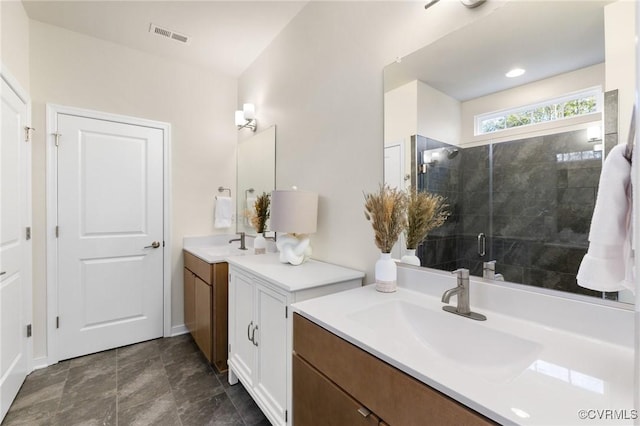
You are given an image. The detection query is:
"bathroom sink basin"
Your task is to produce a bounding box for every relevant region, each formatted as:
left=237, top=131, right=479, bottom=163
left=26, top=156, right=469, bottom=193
left=348, top=300, right=542, bottom=382
left=200, top=246, right=233, bottom=257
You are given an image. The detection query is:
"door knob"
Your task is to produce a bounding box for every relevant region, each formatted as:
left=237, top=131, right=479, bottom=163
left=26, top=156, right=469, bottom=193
left=144, top=241, right=161, bottom=249
left=0, top=271, right=6, bottom=276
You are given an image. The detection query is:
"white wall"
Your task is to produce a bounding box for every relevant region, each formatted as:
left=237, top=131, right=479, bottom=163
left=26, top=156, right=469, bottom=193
left=238, top=1, right=501, bottom=280
left=417, top=80, right=461, bottom=146
left=384, top=81, right=417, bottom=146
left=1, top=0, right=30, bottom=91
left=29, top=21, right=237, bottom=359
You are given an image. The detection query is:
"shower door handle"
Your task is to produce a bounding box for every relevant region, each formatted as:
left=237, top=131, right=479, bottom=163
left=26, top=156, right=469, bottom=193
left=477, top=233, right=486, bottom=257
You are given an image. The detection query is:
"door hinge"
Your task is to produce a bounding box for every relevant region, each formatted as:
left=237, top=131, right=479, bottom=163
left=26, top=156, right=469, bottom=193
left=285, top=306, right=288, bottom=318
left=52, top=132, right=61, bottom=147
left=285, top=410, right=288, bottom=422
left=56, top=316, right=60, bottom=328
left=24, top=126, right=35, bottom=142
left=163, top=241, right=165, bottom=247
left=55, top=226, right=59, bottom=238
left=26, top=227, right=31, bottom=240
left=228, top=344, right=231, bottom=353
left=26, top=324, right=32, bottom=337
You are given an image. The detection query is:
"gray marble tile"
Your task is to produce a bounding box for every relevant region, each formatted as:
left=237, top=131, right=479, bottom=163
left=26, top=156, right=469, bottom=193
left=2, top=397, right=59, bottom=426
left=117, top=339, right=161, bottom=367
left=118, top=356, right=172, bottom=412
left=68, top=348, right=116, bottom=370
left=59, top=358, right=117, bottom=411
left=8, top=380, right=65, bottom=411
left=166, top=352, right=224, bottom=408
left=51, top=393, right=116, bottom=426
left=178, top=392, right=243, bottom=426
left=159, top=334, right=200, bottom=365
left=225, top=384, right=267, bottom=426
left=118, top=393, right=181, bottom=426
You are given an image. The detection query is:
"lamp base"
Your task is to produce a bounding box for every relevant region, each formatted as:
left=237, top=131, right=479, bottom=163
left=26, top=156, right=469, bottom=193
left=276, top=234, right=312, bottom=265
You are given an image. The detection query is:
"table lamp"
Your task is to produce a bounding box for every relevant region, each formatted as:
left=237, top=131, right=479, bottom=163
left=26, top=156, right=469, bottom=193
left=270, top=188, right=318, bottom=265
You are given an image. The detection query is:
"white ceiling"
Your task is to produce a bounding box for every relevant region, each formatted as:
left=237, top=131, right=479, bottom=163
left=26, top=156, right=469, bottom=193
left=384, top=0, right=612, bottom=101
left=22, top=0, right=308, bottom=77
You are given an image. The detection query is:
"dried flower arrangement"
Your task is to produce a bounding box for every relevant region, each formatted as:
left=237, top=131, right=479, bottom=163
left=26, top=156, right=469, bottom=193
left=250, top=192, right=270, bottom=234
left=405, top=189, right=449, bottom=250
left=364, top=184, right=407, bottom=253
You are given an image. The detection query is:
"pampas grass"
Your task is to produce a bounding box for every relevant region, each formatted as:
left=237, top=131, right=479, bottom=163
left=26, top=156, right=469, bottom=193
left=405, top=189, right=449, bottom=250
left=250, top=192, right=270, bottom=234
left=364, top=184, right=407, bottom=253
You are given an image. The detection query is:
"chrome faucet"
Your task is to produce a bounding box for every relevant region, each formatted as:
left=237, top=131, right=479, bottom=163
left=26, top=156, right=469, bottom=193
left=229, top=232, right=247, bottom=250
left=483, top=260, right=504, bottom=281
left=442, top=268, right=486, bottom=321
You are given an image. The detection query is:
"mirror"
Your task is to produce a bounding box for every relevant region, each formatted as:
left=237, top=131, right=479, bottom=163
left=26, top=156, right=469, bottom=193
left=236, top=125, right=276, bottom=236
left=383, top=0, right=635, bottom=303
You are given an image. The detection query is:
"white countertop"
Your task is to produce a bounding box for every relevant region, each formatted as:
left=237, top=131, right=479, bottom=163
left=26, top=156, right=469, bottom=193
left=227, top=253, right=365, bottom=292
left=183, top=234, right=255, bottom=263
left=292, top=284, right=635, bottom=425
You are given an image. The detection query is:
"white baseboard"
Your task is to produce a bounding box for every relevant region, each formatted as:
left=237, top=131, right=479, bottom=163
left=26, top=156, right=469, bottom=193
left=31, top=356, right=50, bottom=371
left=170, top=324, right=189, bottom=337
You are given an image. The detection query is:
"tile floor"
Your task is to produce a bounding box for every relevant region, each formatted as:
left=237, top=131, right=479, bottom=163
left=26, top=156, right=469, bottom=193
left=2, top=334, right=269, bottom=426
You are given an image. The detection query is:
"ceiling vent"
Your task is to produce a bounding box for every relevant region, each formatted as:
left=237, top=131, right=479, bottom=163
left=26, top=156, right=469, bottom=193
left=149, top=23, right=190, bottom=45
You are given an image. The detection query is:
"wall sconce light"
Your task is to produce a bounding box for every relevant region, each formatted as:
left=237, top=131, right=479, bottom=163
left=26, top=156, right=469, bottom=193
left=235, top=103, right=257, bottom=132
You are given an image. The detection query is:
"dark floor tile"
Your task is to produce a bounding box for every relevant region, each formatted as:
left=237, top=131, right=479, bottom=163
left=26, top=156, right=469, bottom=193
left=51, top=393, right=116, bottom=426
left=178, top=392, right=243, bottom=426
left=166, top=352, right=224, bottom=408
left=117, top=339, right=162, bottom=367
left=59, top=360, right=117, bottom=411
left=2, top=397, right=59, bottom=426
left=118, top=356, right=172, bottom=411
left=67, top=349, right=116, bottom=370
left=118, top=393, right=181, bottom=426
left=159, top=334, right=200, bottom=365
left=226, top=383, right=267, bottom=426
left=216, top=371, right=232, bottom=389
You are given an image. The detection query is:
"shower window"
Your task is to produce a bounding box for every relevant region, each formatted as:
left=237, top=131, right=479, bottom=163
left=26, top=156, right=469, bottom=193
left=476, top=88, right=601, bottom=135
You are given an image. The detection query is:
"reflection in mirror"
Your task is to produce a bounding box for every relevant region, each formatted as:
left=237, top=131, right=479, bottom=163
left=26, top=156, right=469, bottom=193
left=236, top=125, right=276, bottom=236
left=383, top=0, right=635, bottom=304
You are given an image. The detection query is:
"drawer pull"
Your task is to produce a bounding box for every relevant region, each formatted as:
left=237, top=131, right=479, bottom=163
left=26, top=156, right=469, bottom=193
left=252, top=325, right=259, bottom=347
left=247, top=321, right=253, bottom=341
left=357, top=407, right=371, bottom=418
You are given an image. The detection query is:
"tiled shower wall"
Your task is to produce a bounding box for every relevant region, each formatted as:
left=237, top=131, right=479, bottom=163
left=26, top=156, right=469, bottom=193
left=416, top=129, right=604, bottom=298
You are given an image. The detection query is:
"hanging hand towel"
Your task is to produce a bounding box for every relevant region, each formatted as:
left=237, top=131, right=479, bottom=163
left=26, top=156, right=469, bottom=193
left=577, top=144, right=634, bottom=294
left=214, top=196, right=233, bottom=229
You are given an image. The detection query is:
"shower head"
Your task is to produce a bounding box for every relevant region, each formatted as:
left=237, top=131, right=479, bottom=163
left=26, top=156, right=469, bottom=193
left=444, top=148, right=459, bottom=159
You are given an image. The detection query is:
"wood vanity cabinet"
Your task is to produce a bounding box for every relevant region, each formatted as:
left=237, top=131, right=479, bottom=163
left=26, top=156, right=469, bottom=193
left=293, top=314, right=496, bottom=426
left=183, top=250, right=228, bottom=373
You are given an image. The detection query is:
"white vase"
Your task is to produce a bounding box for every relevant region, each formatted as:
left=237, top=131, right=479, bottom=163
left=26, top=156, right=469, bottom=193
left=375, top=252, right=397, bottom=293
left=401, top=249, right=421, bottom=266
left=254, top=233, right=266, bottom=255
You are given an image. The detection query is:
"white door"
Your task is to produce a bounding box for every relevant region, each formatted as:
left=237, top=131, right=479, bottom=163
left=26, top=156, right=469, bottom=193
left=0, top=76, right=31, bottom=422
left=56, top=113, right=164, bottom=360
left=384, top=144, right=403, bottom=190
left=254, top=284, right=287, bottom=423
left=229, top=270, right=256, bottom=386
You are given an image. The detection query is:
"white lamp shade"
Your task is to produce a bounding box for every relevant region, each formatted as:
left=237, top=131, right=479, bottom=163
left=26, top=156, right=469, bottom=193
left=235, top=110, right=245, bottom=126
left=243, top=103, right=256, bottom=120
left=270, top=190, right=318, bottom=234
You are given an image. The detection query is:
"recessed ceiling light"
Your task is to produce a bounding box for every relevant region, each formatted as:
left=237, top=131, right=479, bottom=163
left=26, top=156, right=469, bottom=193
left=506, top=68, right=526, bottom=78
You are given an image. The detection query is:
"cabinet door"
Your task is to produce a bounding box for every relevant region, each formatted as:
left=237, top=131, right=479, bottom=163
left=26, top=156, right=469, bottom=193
left=229, top=271, right=256, bottom=386
left=211, top=263, right=229, bottom=373
left=254, top=283, right=288, bottom=423
left=293, top=354, right=380, bottom=426
left=195, top=276, right=212, bottom=362
left=183, top=268, right=196, bottom=334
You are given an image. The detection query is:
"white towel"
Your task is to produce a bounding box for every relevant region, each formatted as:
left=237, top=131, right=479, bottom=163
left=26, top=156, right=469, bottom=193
left=577, top=144, right=635, bottom=294
left=214, top=196, right=233, bottom=229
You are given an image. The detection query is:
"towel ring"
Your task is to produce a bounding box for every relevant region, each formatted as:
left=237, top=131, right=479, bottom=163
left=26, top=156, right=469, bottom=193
left=217, top=186, right=231, bottom=197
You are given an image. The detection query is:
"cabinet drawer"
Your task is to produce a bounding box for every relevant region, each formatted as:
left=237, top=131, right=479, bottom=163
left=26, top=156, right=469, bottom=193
left=184, top=251, right=212, bottom=284
left=293, top=314, right=495, bottom=426
left=293, top=354, right=380, bottom=426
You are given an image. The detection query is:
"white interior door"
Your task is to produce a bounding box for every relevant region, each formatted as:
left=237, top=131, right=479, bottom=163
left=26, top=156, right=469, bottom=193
left=0, top=76, right=31, bottom=422
left=56, top=113, right=164, bottom=360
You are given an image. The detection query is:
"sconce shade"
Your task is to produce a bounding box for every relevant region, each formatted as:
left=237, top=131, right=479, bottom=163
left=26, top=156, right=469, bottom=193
left=270, top=190, right=318, bottom=234
left=243, top=103, right=256, bottom=120
left=235, top=110, right=245, bottom=126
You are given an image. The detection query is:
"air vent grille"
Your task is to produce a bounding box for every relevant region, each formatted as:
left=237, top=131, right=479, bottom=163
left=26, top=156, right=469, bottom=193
left=149, top=23, right=190, bottom=45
